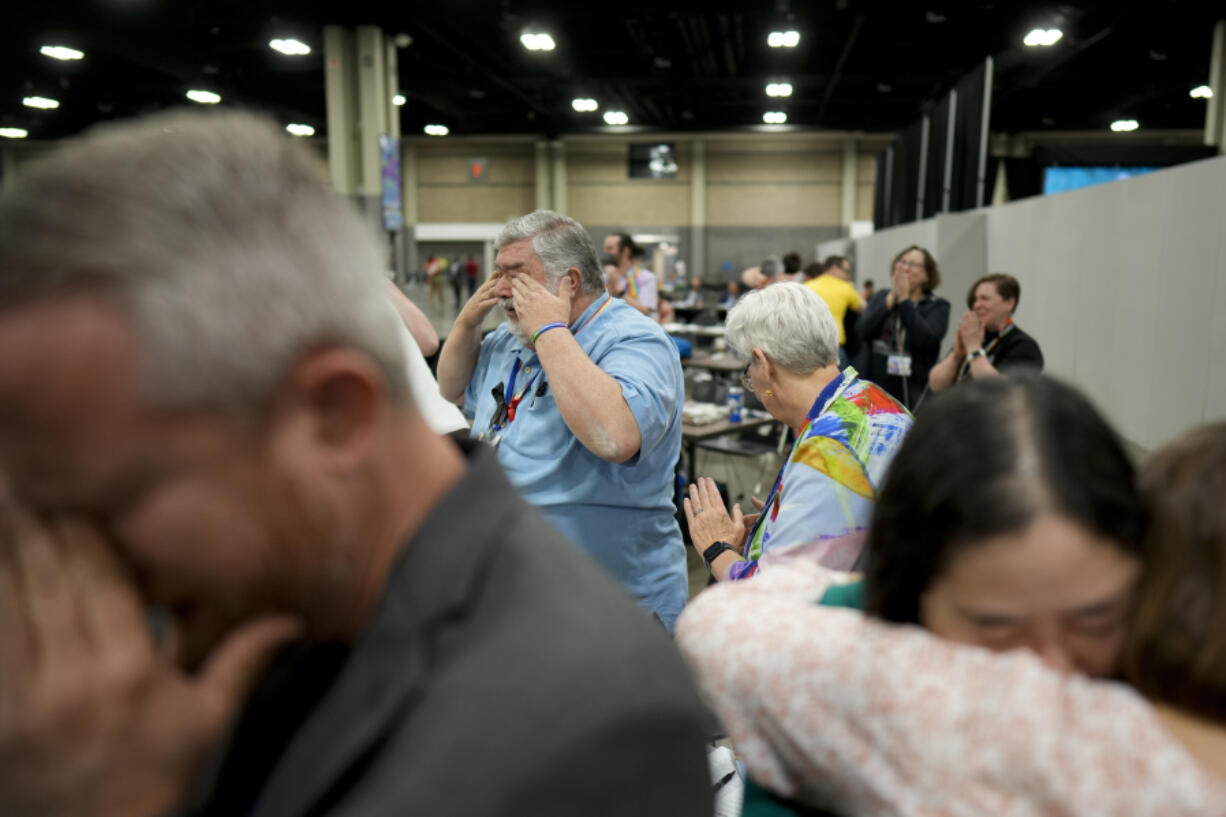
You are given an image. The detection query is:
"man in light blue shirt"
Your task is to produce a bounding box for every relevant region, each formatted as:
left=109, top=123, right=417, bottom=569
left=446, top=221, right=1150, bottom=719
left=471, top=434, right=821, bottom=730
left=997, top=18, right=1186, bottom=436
left=438, top=211, right=688, bottom=629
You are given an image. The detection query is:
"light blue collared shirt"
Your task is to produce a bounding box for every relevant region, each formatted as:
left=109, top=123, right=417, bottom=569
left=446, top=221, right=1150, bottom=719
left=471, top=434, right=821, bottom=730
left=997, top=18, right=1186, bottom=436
left=465, top=294, right=688, bottom=629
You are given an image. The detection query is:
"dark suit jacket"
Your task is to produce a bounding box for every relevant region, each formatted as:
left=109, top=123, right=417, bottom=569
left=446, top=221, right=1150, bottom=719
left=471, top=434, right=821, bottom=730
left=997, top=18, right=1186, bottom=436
left=194, top=441, right=713, bottom=817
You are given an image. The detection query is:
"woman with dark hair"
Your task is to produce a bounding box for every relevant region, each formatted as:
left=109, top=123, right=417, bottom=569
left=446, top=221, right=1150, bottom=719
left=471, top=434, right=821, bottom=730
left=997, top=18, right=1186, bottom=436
left=1123, top=423, right=1226, bottom=779
left=858, top=245, right=949, bottom=409
left=678, top=377, right=1225, bottom=814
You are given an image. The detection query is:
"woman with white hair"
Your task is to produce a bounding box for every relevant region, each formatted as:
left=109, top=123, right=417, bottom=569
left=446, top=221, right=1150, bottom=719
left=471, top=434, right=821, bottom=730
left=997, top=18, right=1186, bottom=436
left=684, top=283, right=913, bottom=582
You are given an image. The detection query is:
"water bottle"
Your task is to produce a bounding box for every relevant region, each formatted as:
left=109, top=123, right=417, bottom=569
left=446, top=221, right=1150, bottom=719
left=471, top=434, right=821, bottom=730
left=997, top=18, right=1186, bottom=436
left=727, top=386, right=743, bottom=423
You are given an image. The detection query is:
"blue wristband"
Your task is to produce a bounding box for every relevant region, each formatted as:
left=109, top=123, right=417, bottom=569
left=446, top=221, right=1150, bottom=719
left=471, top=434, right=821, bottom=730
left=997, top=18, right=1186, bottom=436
left=531, top=321, right=568, bottom=344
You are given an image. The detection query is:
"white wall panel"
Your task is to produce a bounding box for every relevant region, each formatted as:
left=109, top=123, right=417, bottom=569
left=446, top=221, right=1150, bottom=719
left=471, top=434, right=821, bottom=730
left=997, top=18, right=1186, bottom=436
left=859, top=154, right=1226, bottom=453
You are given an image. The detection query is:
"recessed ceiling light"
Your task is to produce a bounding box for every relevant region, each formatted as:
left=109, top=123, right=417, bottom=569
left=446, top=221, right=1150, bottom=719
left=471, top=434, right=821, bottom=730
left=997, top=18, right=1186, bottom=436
left=393, top=94, right=407, bottom=106
left=603, top=110, right=629, bottom=126
left=1110, top=119, right=1139, bottom=132
left=22, top=96, right=59, bottom=110
left=424, top=124, right=449, bottom=136
left=767, top=30, right=800, bottom=48
left=520, top=32, right=556, bottom=51
left=766, top=82, right=793, bottom=97
left=40, top=45, right=84, bottom=61
left=763, top=111, right=788, bottom=124
left=571, top=97, right=598, bottom=112
left=1023, top=28, right=1062, bottom=47
left=285, top=123, right=315, bottom=137
left=186, top=90, right=221, bottom=104
left=269, top=38, right=311, bottom=56
left=1190, top=85, right=1214, bottom=99
left=0, top=127, right=28, bottom=139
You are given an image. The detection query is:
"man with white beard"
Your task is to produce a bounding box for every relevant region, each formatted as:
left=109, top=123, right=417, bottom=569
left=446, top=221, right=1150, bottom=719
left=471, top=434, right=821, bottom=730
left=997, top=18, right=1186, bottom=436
left=438, top=210, right=689, bottom=630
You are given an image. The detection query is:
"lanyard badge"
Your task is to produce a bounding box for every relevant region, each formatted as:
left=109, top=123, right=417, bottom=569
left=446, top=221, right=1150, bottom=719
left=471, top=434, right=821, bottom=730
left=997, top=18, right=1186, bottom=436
left=481, top=358, right=540, bottom=447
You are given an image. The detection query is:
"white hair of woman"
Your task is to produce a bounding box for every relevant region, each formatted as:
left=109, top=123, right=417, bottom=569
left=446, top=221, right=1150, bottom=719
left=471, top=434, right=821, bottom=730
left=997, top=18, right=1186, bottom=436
left=725, top=281, right=839, bottom=372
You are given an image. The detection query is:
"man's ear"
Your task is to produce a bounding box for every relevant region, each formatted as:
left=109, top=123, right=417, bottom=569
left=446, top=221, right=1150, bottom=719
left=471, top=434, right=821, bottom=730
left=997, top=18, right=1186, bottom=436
left=272, top=348, right=385, bottom=474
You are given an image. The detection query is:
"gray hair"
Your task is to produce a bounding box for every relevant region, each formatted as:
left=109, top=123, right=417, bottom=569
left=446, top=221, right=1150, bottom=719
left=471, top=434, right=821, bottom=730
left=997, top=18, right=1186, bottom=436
left=0, top=109, right=407, bottom=414
left=725, top=282, right=839, bottom=373
left=494, top=210, right=605, bottom=296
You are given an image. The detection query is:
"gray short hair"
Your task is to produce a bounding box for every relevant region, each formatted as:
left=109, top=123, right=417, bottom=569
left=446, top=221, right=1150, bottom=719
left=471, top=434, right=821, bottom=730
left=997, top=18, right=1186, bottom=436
left=725, top=282, right=839, bottom=372
left=495, top=210, right=604, bottom=296
left=0, top=109, right=407, bottom=414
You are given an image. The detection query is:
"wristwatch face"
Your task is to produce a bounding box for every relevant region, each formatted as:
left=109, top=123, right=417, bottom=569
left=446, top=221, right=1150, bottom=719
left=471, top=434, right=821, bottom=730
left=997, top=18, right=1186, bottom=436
left=702, top=541, right=732, bottom=565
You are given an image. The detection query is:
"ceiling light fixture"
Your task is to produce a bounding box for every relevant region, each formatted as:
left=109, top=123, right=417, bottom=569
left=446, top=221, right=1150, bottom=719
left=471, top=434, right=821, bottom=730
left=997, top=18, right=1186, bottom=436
left=393, top=94, right=407, bottom=106
left=1190, top=85, right=1213, bottom=99
left=424, top=124, right=449, bottom=136
left=0, top=127, right=28, bottom=139
left=1110, top=119, right=1139, bottom=132
left=571, top=98, right=598, bottom=112
left=765, top=82, right=793, bottom=97
left=186, top=90, right=221, bottom=104
left=520, top=32, right=556, bottom=51
left=285, top=123, right=315, bottom=137
left=767, top=30, right=801, bottom=48
left=40, top=45, right=84, bottom=61
left=603, top=110, right=629, bottom=126
left=269, top=38, right=311, bottom=56
left=22, top=96, right=59, bottom=110
left=1023, top=28, right=1063, bottom=47
left=763, top=111, right=788, bottom=124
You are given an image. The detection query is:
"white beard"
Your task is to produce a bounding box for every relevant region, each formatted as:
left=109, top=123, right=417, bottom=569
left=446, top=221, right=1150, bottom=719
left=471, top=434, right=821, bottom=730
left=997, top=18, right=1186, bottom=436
left=501, top=298, right=531, bottom=346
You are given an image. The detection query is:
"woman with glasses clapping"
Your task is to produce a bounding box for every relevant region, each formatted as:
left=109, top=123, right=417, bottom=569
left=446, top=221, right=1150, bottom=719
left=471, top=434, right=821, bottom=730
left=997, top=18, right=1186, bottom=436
left=683, top=283, right=913, bottom=582
left=859, top=245, right=950, bottom=410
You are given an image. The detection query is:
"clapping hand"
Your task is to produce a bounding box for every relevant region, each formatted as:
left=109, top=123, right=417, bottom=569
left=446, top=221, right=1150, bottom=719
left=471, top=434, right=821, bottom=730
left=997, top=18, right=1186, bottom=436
left=958, top=310, right=984, bottom=356
left=684, top=478, right=749, bottom=554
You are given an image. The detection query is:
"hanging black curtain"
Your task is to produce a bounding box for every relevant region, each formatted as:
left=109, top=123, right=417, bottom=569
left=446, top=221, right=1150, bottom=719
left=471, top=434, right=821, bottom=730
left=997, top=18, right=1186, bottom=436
left=873, top=148, right=891, bottom=228
left=922, top=96, right=951, bottom=219
left=883, top=119, right=923, bottom=228
left=950, top=60, right=989, bottom=211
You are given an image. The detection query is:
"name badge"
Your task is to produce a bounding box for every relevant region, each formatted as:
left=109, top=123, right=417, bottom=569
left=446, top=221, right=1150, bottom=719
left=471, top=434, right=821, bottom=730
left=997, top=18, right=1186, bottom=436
left=887, top=354, right=913, bottom=377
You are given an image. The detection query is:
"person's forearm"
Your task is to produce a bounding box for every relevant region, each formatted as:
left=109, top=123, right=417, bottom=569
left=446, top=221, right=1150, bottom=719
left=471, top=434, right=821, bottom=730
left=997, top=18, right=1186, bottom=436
left=385, top=281, right=440, bottom=356
left=533, top=328, right=641, bottom=462
left=928, top=352, right=961, bottom=393
left=436, top=317, right=484, bottom=405
left=968, top=355, right=1001, bottom=380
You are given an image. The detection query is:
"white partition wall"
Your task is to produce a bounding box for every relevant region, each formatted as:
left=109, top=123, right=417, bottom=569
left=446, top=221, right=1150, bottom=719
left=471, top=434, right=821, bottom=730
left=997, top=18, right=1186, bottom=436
left=854, top=155, right=1226, bottom=453
left=985, top=156, right=1226, bottom=452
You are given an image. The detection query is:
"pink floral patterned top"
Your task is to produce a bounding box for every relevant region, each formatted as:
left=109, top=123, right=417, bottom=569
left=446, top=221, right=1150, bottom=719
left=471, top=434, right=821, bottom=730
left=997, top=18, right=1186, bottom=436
left=676, top=561, right=1226, bottom=817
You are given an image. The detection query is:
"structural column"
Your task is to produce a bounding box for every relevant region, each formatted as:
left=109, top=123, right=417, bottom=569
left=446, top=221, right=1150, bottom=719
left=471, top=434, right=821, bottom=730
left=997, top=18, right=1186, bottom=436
left=840, top=138, right=857, bottom=229
left=534, top=141, right=552, bottom=211
left=689, top=138, right=707, bottom=280
left=324, top=25, right=405, bottom=276
left=550, top=140, right=567, bottom=214
left=1206, top=20, right=1226, bottom=153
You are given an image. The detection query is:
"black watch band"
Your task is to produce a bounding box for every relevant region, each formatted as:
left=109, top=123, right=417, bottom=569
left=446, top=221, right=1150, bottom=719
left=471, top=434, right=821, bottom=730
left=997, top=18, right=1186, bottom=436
left=702, top=541, right=736, bottom=568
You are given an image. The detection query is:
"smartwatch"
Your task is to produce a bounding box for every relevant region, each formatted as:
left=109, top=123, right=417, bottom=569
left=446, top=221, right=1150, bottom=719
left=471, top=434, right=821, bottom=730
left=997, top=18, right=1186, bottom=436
left=702, top=541, right=736, bottom=569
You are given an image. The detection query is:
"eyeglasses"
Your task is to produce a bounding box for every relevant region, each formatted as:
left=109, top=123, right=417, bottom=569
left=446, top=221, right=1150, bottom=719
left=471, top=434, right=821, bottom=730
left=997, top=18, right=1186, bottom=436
left=740, top=361, right=754, bottom=393
left=896, top=259, right=924, bottom=270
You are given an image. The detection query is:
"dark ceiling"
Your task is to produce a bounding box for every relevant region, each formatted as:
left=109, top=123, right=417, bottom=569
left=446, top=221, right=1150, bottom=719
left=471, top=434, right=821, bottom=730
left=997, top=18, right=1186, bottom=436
left=2, top=0, right=1219, bottom=142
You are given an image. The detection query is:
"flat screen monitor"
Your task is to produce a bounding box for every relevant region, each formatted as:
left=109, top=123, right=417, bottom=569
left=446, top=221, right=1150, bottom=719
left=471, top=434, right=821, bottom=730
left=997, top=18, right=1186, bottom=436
left=1043, top=166, right=1160, bottom=195
left=629, top=143, right=678, bottom=179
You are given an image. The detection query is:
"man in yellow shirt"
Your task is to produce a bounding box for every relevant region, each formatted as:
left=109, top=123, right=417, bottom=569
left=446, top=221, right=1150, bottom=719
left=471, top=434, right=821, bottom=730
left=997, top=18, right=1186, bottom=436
left=805, top=255, right=864, bottom=367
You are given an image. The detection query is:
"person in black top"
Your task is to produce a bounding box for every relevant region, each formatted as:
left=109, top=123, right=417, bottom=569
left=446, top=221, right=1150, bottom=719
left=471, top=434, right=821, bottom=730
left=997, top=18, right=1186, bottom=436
left=859, top=245, right=951, bottom=409
left=928, top=272, right=1044, bottom=393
